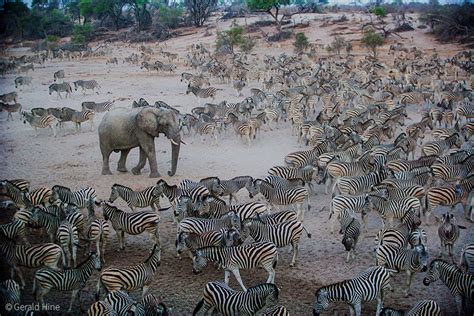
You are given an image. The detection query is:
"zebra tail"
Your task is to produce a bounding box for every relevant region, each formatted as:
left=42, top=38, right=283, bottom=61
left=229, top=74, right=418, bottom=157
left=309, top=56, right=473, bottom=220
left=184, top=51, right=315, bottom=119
left=273, top=252, right=279, bottom=269
left=302, top=226, right=312, bottom=238
left=331, top=178, right=340, bottom=198
left=192, top=299, right=204, bottom=316
left=32, top=275, right=37, bottom=299
left=59, top=246, right=67, bottom=268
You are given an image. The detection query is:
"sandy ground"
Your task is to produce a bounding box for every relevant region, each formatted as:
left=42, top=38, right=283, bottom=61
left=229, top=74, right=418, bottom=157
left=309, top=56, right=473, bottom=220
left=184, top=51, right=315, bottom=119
left=0, top=12, right=473, bottom=315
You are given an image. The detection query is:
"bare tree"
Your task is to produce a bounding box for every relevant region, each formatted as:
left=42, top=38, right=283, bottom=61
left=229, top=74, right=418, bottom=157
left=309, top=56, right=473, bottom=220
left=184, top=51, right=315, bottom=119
left=184, top=0, right=217, bottom=27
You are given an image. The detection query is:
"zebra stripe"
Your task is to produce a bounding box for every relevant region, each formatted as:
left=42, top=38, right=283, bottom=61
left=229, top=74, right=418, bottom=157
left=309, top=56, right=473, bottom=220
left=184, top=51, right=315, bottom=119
left=21, top=112, right=57, bottom=137
left=52, top=185, right=97, bottom=209
left=192, top=241, right=278, bottom=291
left=108, top=184, right=160, bottom=212
left=86, top=198, right=109, bottom=263
left=438, top=212, right=461, bottom=260
left=193, top=282, right=279, bottom=316
left=459, top=243, right=474, bottom=275
left=219, top=176, right=253, bottom=204
left=178, top=211, right=241, bottom=235
left=57, top=221, right=79, bottom=268
left=334, top=170, right=389, bottom=196
left=175, top=228, right=240, bottom=255
left=0, top=180, right=30, bottom=208
left=186, top=85, right=219, bottom=99
left=381, top=299, right=441, bottom=316
left=339, top=209, right=361, bottom=263
left=73, top=80, right=100, bottom=94
left=0, top=279, right=20, bottom=306
left=421, top=133, right=461, bottom=156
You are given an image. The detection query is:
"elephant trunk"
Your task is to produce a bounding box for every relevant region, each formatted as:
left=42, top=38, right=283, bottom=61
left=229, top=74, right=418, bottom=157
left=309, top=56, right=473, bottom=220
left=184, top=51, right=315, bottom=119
left=168, top=139, right=180, bottom=176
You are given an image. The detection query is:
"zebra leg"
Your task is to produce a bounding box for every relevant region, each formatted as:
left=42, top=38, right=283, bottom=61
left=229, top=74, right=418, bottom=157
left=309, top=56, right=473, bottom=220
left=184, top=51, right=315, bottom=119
left=72, top=243, right=77, bottom=268
left=346, top=250, right=351, bottom=263
left=290, top=241, right=299, bottom=267
left=117, top=149, right=131, bottom=173
left=117, top=230, right=125, bottom=250
left=404, top=270, right=414, bottom=297
left=142, top=284, right=150, bottom=300
left=375, top=294, right=383, bottom=316
left=224, top=269, right=231, bottom=285
left=231, top=268, right=247, bottom=291
left=68, top=289, right=79, bottom=313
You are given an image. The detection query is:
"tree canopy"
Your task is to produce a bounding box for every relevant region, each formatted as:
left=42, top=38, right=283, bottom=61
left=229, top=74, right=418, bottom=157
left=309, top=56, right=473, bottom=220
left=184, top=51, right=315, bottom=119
left=246, top=0, right=290, bottom=24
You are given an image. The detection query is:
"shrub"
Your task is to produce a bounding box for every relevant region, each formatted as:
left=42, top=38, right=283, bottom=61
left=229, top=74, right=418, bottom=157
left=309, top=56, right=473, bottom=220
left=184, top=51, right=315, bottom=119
left=240, top=36, right=256, bottom=54
left=46, top=35, right=59, bottom=42
left=294, top=32, right=309, bottom=52
left=72, top=23, right=93, bottom=44
left=371, top=6, right=387, bottom=18
left=361, top=27, right=384, bottom=58
left=330, top=35, right=346, bottom=55
left=216, top=24, right=244, bottom=52
left=158, top=5, right=183, bottom=29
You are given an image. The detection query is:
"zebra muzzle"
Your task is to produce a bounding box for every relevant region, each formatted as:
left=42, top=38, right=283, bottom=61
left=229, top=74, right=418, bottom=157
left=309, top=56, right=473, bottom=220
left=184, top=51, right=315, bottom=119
left=422, top=278, right=430, bottom=286
left=192, top=269, right=201, bottom=275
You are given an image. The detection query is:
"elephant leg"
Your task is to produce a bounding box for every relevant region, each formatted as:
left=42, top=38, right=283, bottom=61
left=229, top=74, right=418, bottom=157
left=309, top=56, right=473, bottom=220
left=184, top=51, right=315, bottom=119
left=139, top=140, right=160, bottom=178
left=117, top=149, right=131, bottom=172
left=132, top=147, right=147, bottom=175
left=101, top=147, right=113, bottom=175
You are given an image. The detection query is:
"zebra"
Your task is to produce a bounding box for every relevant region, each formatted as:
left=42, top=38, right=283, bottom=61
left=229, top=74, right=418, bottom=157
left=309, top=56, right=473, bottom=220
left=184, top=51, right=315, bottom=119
left=456, top=104, right=474, bottom=124
left=57, top=221, right=79, bottom=268
left=21, top=111, right=57, bottom=137
left=246, top=178, right=310, bottom=222
left=89, top=290, right=145, bottom=315
left=0, top=279, right=20, bottom=310
left=14, top=76, right=32, bottom=89
left=0, top=210, right=30, bottom=244
left=460, top=243, right=474, bottom=274
left=268, top=165, right=320, bottom=192
left=225, top=113, right=254, bottom=146
left=108, top=184, right=161, bottom=212
left=377, top=244, right=429, bottom=296
left=85, top=198, right=109, bottom=263
left=421, top=133, right=461, bottom=156
left=184, top=177, right=223, bottom=197
left=0, top=238, right=64, bottom=288
left=386, top=155, right=438, bottom=173
left=176, top=228, right=241, bottom=256
left=0, top=180, right=31, bottom=208
left=257, top=304, right=290, bottom=316
left=82, top=101, right=114, bottom=112
left=430, top=162, right=473, bottom=183
left=96, top=244, right=161, bottom=300
left=156, top=179, right=209, bottom=208
left=257, top=210, right=298, bottom=225
left=60, top=108, right=95, bottom=132
left=48, top=83, right=72, bottom=98
left=0, top=102, right=22, bottom=121
left=367, top=195, right=421, bottom=228
left=241, top=218, right=310, bottom=267
left=53, top=70, right=65, bottom=82
left=33, top=252, right=101, bottom=313
left=0, top=91, right=18, bottom=103
left=339, top=208, right=361, bottom=263
left=192, top=241, right=278, bottom=291
left=101, top=202, right=160, bottom=250
left=178, top=211, right=241, bottom=235
left=284, top=140, right=336, bottom=168
left=142, top=293, right=169, bottom=316
left=380, top=299, right=441, bottom=316
left=313, top=266, right=394, bottom=316
left=438, top=212, right=463, bottom=261
left=28, top=206, right=63, bottom=242
left=423, top=259, right=473, bottom=316
left=52, top=185, right=97, bottom=209
left=106, top=57, right=118, bottom=65
left=193, top=282, right=279, bottom=316
left=333, top=170, right=389, bottom=196
left=186, top=85, right=220, bottom=102
left=73, top=80, right=101, bottom=94
left=219, top=176, right=254, bottom=204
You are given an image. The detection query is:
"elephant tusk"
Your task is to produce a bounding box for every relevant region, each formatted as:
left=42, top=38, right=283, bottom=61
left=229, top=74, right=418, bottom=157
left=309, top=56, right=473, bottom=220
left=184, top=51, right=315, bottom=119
left=180, top=140, right=187, bottom=145
left=170, top=139, right=179, bottom=146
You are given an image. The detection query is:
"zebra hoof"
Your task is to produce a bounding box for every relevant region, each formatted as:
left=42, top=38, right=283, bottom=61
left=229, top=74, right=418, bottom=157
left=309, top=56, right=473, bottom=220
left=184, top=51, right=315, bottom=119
left=289, top=263, right=295, bottom=268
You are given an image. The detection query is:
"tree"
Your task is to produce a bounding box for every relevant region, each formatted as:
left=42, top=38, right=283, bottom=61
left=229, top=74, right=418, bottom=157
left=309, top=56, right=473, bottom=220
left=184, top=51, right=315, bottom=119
left=79, top=0, right=93, bottom=24
left=246, top=0, right=290, bottom=26
left=294, top=32, right=309, bottom=52
left=361, top=27, right=384, bottom=58
left=371, top=6, right=387, bottom=21
left=345, top=41, right=352, bottom=56
left=216, top=23, right=244, bottom=52
left=184, top=0, right=217, bottom=27
left=330, top=35, right=346, bottom=55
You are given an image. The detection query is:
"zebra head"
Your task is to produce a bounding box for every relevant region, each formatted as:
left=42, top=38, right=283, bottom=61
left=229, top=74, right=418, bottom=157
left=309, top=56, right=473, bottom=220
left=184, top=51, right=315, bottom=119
left=379, top=307, right=403, bottom=316
left=224, top=228, right=242, bottom=246
left=175, top=232, right=189, bottom=254
left=423, top=260, right=442, bottom=286
left=194, top=195, right=212, bottom=217
left=313, top=288, right=330, bottom=315
left=414, top=244, right=429, bottom=272
left=192, top=249, right=207, bottom=274
left=176, top=195, right=193, bottom=220
left=108, top=185, right=120, bottom=203
left=246, top=179, right=262, bottom=199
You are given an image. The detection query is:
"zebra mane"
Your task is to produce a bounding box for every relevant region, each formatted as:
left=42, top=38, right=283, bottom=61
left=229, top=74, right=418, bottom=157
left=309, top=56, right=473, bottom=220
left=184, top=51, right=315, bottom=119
left=231, top=175, right=253, bottom=181
left=71, top=252, right=96, bottom=270
left=430, top=258, right=463, bottom=273
left=144, top=244, right=160, bottom=264
left=2, top=180, right=22, bottom=191
left=246, top=283, right=279, bottom=297
left=200, top=177, right=220, bottom=183
left=52, top=184, right=72, bottom=192
left=112, top=183, right=131, bottom=190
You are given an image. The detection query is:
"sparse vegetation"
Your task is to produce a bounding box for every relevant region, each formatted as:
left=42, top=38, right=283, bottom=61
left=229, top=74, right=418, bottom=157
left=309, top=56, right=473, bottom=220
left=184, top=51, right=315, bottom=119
left=246, top=0, right=290, bottom=26
left=184, top=0, right=217, bottom=27
left=361, top=27, right=385, bottom=58
left=72, top=23, right=93, bottom=44
left=216, top=23, right=256, bottom=53
left=157, top=5, right=184, bottom=29
left=330, top=35, right=346, bottom=55
left=294, top=32, right=309, bottom=52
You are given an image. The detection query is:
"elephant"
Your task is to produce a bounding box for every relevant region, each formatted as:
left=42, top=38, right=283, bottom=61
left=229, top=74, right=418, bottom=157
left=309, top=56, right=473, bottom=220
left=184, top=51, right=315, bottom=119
left=98, top=107, right=182, bottom=178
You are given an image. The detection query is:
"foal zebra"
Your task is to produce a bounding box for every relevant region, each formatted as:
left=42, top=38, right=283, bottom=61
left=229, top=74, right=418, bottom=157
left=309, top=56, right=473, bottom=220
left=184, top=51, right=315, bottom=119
left=101, top=202, right=160, bottom=250
left=219, top=176, right=253, bottom=204
left=423, top=259, right=473, bottom=316
left=86, top=198, right=109, bottom=263
left=33, top=252, right=101, bottom=313
left=53, top=70, right=65, bottom=82
left=313, top=266, right=394, bottom=316
left=96, top=244, right=161, bottom=300
left=52, top=185, right=97, bottom=209
left=192, top=241, right=278, bottom=291
left=193, top=282, right=279, bottom=316
left=108, top=184, right=161, bottom=212
left=21, top=112, right=57, bottom=137
left=74, top=80, right=100, bottom=94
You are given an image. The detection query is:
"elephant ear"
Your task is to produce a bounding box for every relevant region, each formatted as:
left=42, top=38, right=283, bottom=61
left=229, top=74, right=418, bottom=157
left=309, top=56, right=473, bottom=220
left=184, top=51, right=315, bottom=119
left=136, top=107, right=161, bottom=137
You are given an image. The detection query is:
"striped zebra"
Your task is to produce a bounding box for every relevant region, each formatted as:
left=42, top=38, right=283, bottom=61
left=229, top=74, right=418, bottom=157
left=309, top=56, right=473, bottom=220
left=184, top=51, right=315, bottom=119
left=96, top=244, right=161, bottom=299
left=52, top=185, right=97, bottom=209
left=183, top=177, right=223, bottom=197
left=313, top=266, right=394, bottom=316
left=60, top=107, right=95, bottom=132
left=219, top=176, right=254, bottom=204
left=21, top=111, right=57, bottom=137
left=142, top=293, right=169, bottom=316
left=381, top=299, right=441, bottom=316
left=246, top=178, right=310, bottom=221
left=0, top=212, right=29, bottom=244
left=225, top=113, right=254, bottom=146
left=89, top=290, right=144, bottom=315
left=257, top=210, right=298, bottom=225
left=423, top=259, right=473, bottom=316
left=193, top=282, right=279, bottom=316
left=421, top=133, right=461, bottom=156
left=0, top=102, right=22, bottom=121
left=29, top=206, right=62, bottom=242
left=108, top=184, right=161, bottom=212
left=258, top=305, right=290, bottom=316
left=82, top=101, right=114, bottom=112
left=442, top=110, right=455, bottom=128
left=382, top=171, right=433, bottom=189
left=284, top=140, right=336, bottom=168
left=438, top=212, right=462, bottom=260
left=0, top=279, right=20, bottom=311
left=175, top=228, right=240, bottom=256
left=455, top=104, right=474, bottom=124
left=33, top=252, right=101, bottom=313
left=376, top=244, right=428, bottom=296
left=178, top=211, right=241, bottom=235
left=101, top=202, right=160, bottom=250
left=268, top=165, right=320, bottom=192
left=333, top=170, right=389, bottom=196
left=73, top=80, right=100, bottom=94
left=460, top=243, right=474, bottom=274
left=156, top=179, right=209, bottom=207
left=0, top=238, right=64, bottom=288
left=367, top=195, right=421, bottom=228
left=0, top=180, right=31, bottom=208
left=242, top=218, right=310, bottom=267
left=339, top=208, right=361, bottom=263
left=386, top=155, right=438, bottom=173
left=186, top=85, right=219, bottom=102
left=181, top=73, right=210, bottom=88
left=57, top=221, right=79, bottom=268
left=49, top=83, right=72, bottom=98
left=53, top=70, right=65, bottom=82
left=430, top=162, right=473, bottom=183
left=194, top=120, right=219, bottom=145
left=375, top=227, right=411, bottom=264
left=192, top=241, right=278, bottom=291
left=425, top=175, right=473, bottom=221
left=85, top=198, right=109, bottom=263
left=174, top=195, right=196, bottom=222
left=14, top=76, right=32, bottom=89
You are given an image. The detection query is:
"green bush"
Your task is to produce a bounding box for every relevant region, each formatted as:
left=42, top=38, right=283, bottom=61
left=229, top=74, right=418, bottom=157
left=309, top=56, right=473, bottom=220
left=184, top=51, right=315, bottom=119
left=240, top=36, right=256, bottom=54
left=46, top=35, right=59, bottom=42
left=371, top=6, right=387, bottom=18
left=216, top=24, right=245, bottom=52
left=158, top=5, right=183, bottom=29
left=72, top=23, right=93, bottom=44
left=294, top=32, right=309, bottom=52
left=361, top=27, right=384, bottom=58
